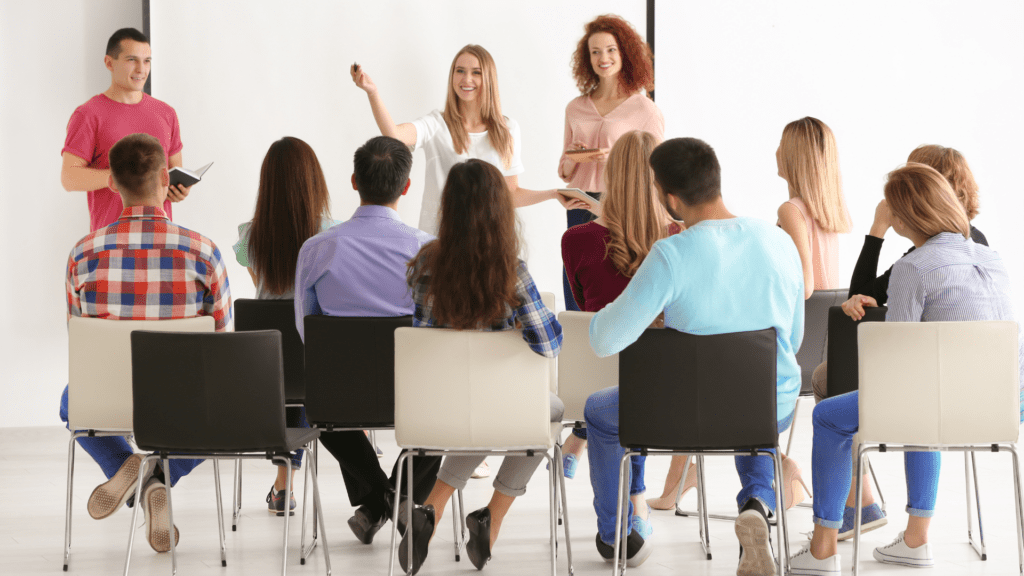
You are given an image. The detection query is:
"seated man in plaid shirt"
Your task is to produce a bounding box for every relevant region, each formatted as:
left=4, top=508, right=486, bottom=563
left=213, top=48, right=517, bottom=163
left=60, top=133, right=231, bottom=553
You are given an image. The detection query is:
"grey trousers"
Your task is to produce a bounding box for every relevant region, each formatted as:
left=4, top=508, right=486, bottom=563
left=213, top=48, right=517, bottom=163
left=436, top=393, right=564, bottom=497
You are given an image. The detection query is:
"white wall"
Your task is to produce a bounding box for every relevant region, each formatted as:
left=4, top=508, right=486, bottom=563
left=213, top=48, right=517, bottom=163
left=148, top=0, right=645, bottom=304
left=0, top=0, right=142, bottom=428
left=657, top=0, right=1024, bottom=306
left=2, top=1, right=1022, bottom=428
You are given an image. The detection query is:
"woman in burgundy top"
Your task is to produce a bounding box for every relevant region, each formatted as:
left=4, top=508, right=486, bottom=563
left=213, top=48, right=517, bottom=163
left=560, top=130, right=682, bottom=530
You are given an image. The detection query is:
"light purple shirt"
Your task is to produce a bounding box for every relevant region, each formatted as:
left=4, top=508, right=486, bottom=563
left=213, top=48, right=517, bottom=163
left=294, top=205, right=434, bottom=340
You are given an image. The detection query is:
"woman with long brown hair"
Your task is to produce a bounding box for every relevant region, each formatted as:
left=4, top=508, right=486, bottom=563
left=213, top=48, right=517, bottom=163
left=351, top=44, right=585, bottom=235
left=398, top=159, right=564, bottom=573
left=232, top=136, right=336, bottom=514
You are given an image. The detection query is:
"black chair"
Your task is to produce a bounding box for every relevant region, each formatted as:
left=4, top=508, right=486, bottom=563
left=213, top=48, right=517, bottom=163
left=301, top=316, right=466, bottom=563
left=125, top=330, right=330, bottom=576
left=825, top=305, right=888, bottom=398
left=232, top=299, right=306, bottom=530
left=615, top=327, right=790, bottom=574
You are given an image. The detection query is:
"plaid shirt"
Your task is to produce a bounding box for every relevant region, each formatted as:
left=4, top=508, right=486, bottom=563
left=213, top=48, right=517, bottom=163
left=409, top=257, right=562, bottom=357
left=66, top=206, right=231, bottom=331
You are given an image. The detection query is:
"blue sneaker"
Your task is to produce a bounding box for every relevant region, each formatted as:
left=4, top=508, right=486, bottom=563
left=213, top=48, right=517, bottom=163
left=562, top=453, right=579, bottom=479
left=631, top=503, right=653, bottom=539
left=837, top=503, right=887, bottom=541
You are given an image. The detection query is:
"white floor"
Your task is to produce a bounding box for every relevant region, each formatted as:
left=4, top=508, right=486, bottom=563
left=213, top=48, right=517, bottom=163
left=2, top=404, right=1022, bottom=576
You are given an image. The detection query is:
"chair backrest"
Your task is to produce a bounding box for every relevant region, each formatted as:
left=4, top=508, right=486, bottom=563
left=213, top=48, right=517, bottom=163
left=858, top=321, right=1020, bottom=445
left=394, top=327, right=554, bottom=450
left=539, top=291, right=558, bottom=393
left=234, top=298, right=305, bottom=403
left=303, top=315, right=413, bottom=428
left=557, top=311, right=617, bottom=423
left=797, top=289, right=848, bottom=394
left=131, top=330, right=289, bottom=452
left=825, top=305, right=887, bottom=398
left=619, top=327, right=778, bottom=450
left=67, top=316, right=215, bottom=431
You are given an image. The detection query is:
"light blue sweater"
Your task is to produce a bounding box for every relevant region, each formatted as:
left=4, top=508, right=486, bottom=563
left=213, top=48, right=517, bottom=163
left=589, top=216, right=805, bottom=421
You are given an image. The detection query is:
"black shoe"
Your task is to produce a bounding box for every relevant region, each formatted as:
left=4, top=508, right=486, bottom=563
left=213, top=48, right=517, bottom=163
left=736, top=499, right=776, bottom=576
left=348, top=505, right=388, bottom=544
left=398, top=504, right=434, bottom=575
left=266, top=486, right=296, bottom=517
left=595, top=530, right=653, bottom=568
left=466, top=507, right=492, bottom=570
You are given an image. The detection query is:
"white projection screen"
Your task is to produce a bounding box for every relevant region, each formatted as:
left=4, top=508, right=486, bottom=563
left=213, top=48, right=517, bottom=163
left=655, top=1, right=1023, bottom=306
left=150, top=0, right=646, bottom=303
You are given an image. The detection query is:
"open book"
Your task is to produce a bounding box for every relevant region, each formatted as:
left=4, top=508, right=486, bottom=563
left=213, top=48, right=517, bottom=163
left=169, top=162, right=214, bottom=188
left=557, top=188, right=602, bottom=214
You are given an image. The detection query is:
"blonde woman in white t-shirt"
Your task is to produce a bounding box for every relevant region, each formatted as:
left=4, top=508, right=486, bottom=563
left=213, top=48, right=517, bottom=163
left=352, top=44, right=586, bottom=235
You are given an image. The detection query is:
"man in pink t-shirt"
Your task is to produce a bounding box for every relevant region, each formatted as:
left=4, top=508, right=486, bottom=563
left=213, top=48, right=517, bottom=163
left=61, top=28, right=195, bottom=232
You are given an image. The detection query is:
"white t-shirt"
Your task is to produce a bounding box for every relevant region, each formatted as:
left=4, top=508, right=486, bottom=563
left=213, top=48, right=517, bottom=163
left=411, top=109, right=525, bottom=234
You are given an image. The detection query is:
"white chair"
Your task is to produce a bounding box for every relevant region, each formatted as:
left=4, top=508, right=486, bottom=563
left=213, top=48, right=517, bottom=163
left=388, top=327, right=571, bottom=576
left=852, top=321, right=1024, bottom=575
left=63, top=316, right=215, bottom=571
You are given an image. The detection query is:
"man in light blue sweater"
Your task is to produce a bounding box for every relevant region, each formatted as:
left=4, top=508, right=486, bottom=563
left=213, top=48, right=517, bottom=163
left=585, top=137, right=804, bottom=575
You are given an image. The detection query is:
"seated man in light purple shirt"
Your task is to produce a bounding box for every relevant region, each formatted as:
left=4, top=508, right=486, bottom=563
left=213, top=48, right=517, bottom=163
left=293, top=135, right=439, bottom=546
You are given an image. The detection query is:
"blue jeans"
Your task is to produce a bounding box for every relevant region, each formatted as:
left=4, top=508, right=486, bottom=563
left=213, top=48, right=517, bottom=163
left=811, top=391, right=941, bottom=528
left=60, top=385, right=202, bottom=487
left=586, top=385, right=792, bottom=543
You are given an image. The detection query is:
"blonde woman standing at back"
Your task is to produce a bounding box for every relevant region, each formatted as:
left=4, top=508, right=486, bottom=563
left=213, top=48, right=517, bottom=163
left=776, top=117, right=852, bottom=299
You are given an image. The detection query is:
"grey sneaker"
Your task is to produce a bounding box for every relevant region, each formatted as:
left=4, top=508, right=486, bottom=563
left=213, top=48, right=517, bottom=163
left=141, top=477, right=179, bottom=553
left=88, top=454, right=146, bottom=520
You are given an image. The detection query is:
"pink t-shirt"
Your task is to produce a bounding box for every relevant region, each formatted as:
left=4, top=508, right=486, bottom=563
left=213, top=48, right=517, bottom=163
left=62, top=93, right=182, bottom=232
left=784, top=196, right=841, bottom=290
left=558, top=93, right=664, bottom=193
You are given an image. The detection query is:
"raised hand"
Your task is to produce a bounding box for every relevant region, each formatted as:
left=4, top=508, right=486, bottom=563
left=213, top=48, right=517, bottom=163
left=350, top=63, right=377, bottom=95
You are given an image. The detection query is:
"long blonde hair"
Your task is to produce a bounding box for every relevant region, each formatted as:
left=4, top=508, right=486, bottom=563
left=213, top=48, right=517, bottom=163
left=442, top=45, right=514, bottom=170
left=778, top=117, right=851, bottom=233
left=602, top=131, right=672, bottom=277
left=907, top=145, right=980, bottom=220
left=885, top=163, right=970, bottom=240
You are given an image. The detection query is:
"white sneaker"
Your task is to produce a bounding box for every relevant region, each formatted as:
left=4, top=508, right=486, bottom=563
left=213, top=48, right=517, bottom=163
left=471, top=461, right=490, bottom=479
left=789, top=545, right=840, bottom=576
left=873, top=531, right=934, bottom=568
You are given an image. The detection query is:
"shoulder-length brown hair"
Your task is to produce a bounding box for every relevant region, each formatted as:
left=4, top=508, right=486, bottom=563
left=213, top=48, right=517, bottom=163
left=907, top=145, right=980, bottom=220
left=885, top=163, right=970, bottom=240
left=407, top=159, right=520, bottom=329
left=778, top=116, right=852, bottom=233
left=248, top=136, right=331, bottom=295
left=443, top=45, right=514, bottom=170
left=571, top=14, right=654, bottom=96
left=602, top=130, right=671, bottom=277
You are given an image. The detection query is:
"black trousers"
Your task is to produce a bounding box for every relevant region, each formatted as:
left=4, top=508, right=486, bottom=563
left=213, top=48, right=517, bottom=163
left=316, top=430, right=442, bottom=518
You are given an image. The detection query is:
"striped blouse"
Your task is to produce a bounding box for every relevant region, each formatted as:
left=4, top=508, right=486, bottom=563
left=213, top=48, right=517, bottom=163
left=887, top=232, right=1023, bottom=418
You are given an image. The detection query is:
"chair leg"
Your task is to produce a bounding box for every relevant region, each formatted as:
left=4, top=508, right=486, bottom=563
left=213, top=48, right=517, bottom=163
left=280, top=458, right=293, bottom=575
left=123, top=455, right=154, bottom=576
left=451, top=491, right=461, bottom=561
left=612, top=451, right=631, bottom=576
left=213, top=459, right=227, bottom=567
left=696, top=456, right=711, bottom=560
left=852, top=446, right=868, bottom=576
left=965, top=451, right=988, bottom=560
left=771, top=450, right=791, bottom=576
left=306, top=446, right=332, bottom=575
left=163, top=456, right=178, bottom=576
left=1007, top=445, right=1024, bottom=576
left=547, top=453, right=557, bottom=576
left=866, top=456, right=886, bottom=512
left=63, top=434, right=77, bottom=571
left=388, top=452, right=408, bottom=576
left=231, top=458, right=241, bottom=531
left=555, top=444, right=574, bottom=575
left=300, top=443, right=315, bottom=564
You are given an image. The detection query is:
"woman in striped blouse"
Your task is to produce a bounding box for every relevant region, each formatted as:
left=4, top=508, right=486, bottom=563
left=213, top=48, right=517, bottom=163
left=788, top=162, right=1023, bottom=576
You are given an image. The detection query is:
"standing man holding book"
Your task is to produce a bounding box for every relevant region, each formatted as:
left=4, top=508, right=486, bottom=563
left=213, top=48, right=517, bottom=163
left=61, top=27, right=194, bottom=232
